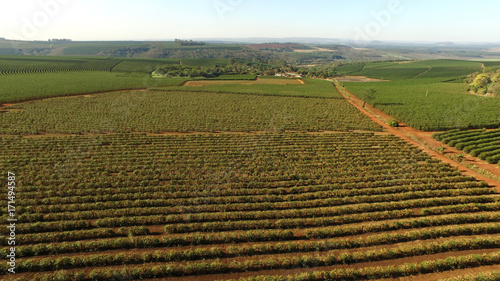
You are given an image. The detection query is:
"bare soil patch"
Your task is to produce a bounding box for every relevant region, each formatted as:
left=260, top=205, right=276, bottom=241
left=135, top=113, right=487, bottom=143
left=468, top=90, right=498, bottom=98
left=0, top=108, right=23, bottom=113
left=353, top=47, right=369, bottom=51
left=337, top=76, right=388, bottom=82
left=293, top=47, right=339, bottom=53
left=0, top=103, right=21, bottom=113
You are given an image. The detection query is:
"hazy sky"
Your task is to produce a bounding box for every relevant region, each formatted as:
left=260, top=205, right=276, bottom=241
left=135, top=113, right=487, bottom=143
left=2, top=0, right=499, bottom=43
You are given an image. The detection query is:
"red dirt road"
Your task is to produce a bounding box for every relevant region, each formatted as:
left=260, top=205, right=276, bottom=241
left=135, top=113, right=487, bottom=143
left=332, top=79, right=500, bottom=190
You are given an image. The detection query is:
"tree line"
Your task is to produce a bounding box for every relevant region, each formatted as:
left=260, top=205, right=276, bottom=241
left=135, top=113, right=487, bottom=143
left=175, top=39, right=206, bottom=46
left=467, top=67, right=500, bottom=96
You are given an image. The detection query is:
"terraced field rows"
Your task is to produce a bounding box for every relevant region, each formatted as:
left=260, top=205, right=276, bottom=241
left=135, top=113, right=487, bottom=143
left=0, top=57, right=122, bottom=76
left=1, top=132, right=498, bottom=280
left=434, top=129, right=500, bottom=165
left=0, top=88, right=382, bottom=134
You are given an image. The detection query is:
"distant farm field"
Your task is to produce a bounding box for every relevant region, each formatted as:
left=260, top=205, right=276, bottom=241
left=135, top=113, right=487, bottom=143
left=339, top=59, right=500, bottom=131
left=0, top=56, right=202, bottom=103
left=0, top=56, right=263, bottom=103
left=0, top=71, right=187, bottom=103
left=59, top=41, right=242, bottom=56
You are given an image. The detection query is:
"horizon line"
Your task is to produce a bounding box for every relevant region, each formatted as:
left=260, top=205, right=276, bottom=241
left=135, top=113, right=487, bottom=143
left=2, top=37, right=500, bottom=45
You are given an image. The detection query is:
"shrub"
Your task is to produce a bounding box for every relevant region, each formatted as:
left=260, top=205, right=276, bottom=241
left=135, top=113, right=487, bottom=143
left=389, top=119, right=399, bottom=127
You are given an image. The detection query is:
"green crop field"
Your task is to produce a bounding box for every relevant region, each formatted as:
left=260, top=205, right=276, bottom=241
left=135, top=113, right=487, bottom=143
left=2, top=55, right=500, bottom=281
left=348, top=61, right=431, bottom=80
left=340, top=59, right=500, bottom=131
left=334, top=63, right=366, bottom=75
left=110, top=58, right=180, bottom=73
left=0, top=79, right=381, bottom=134
left=0, top=71, right=188, bottom=103
left=59, top=42, right=153, bottom=56
left=0, top=56, right=261, bottom=103
left=167, top=78, right=338, bottom=98
left=0, top=56, right=121, bottom=75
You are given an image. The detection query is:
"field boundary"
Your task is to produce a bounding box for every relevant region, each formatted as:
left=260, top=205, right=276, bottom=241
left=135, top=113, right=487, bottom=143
left=411, top=66, right=432, bottom=79
left=331, top=79, right=500, bottom=189
left=108, top=60, right=124, bottom=72
left=181, top=77, right=304, bottom=86
left=0, top=88, right=148, bottom=107
left=0, top=129, right=382, bottom=139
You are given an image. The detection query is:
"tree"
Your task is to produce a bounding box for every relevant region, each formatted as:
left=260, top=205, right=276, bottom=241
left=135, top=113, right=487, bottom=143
left=263, top=69, right=276, bottom=76
left=362, top=88, right=376, bottom=108
left=389, top=119, right=399, bottom=127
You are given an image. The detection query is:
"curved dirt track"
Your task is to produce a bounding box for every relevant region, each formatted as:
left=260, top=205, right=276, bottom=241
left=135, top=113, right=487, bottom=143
left=331, top=79, right=500, bottom=190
